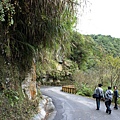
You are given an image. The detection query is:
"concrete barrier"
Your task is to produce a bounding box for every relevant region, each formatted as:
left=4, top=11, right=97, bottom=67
left=62, top=85, right=76, bottom=94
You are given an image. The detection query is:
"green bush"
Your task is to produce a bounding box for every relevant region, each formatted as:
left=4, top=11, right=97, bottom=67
left=76, top=84, right=93, bottom=97
left=76, top=90, right=84, bottom=96
left=0, top=88, right=42, bottom=120
left=117, top=97, right=120, bottom=104
left=82, top=87, right=92, bottom=97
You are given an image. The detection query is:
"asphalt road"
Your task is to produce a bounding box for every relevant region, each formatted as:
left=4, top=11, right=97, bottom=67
left=40, top=86, right=120, bottom=120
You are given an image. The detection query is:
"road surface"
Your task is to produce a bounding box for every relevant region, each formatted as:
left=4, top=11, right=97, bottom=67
left=40, top=86, right=120, bottom=120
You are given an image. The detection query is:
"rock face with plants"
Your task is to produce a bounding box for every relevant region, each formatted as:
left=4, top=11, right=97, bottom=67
left=22, top=62, right=37, bottom=100
left=0, top=0, right=80, bottom=119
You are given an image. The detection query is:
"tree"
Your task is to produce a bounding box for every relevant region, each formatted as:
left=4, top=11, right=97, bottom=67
left=70, top=32, right=95, bottom=70
left=95, top=55, right=120, bottom=88
left=106, top=56, right=120, bottom=87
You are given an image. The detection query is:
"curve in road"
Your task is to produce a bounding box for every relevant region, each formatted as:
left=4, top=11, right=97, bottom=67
left=40, top=86, right=120, bottom=120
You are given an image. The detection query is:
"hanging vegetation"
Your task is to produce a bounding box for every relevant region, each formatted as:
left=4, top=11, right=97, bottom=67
left=0, top=0, right=79, bottom=72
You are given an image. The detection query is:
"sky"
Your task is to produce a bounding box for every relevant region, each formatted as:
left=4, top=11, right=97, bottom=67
left=76, top=0, right=120, bottom=38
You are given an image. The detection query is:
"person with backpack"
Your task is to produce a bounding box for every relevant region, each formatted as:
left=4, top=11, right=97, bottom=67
left=104, top=86, right=113, bottom=114
left=94, top=84, right=104, bottom=110
left=113, top=86, right=119, bottom=109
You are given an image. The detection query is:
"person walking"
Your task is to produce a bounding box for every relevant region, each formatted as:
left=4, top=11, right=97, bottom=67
left=113, top=86, right=119, bottom=109
left=94, top=84, right=104, bottom=110
left=104, top=86, right=113, bottom=114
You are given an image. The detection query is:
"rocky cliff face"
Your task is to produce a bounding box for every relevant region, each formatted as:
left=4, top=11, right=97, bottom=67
left=22, top=62, right=37, bottom=100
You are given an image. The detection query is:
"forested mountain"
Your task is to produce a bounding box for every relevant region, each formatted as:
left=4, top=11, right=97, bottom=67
left=89, top=34, right=120, bottom=57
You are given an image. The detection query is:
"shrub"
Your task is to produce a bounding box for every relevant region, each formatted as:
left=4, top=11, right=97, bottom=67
left=76, top=84, right=93, bottom=97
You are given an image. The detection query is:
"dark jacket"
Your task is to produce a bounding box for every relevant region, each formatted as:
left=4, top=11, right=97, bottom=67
left=114, top=90, right=119, bottom=98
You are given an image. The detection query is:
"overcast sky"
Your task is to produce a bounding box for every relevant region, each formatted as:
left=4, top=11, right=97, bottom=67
left=76, top=0, right=120, bottom=38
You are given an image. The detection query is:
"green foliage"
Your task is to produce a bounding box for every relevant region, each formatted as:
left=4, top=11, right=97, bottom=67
left=117, top=98, right=120, bottom=104
left=70, top=32, right=95, bottom=70
left=0, top=93, right=40, bottom=120
left=93, top=55, right=120, bottom=87
left=76, top=84, right=93, bottom=97
left=0, top=3, right=5, bottom=21
left=0, top=0, right=15, bottom=25
left=90, top=34, right=120, bottom=57
left=0, top=85, right=42, bottom=120
left=4, top=89, right=19, bottom=106
left=0, top=0, right=78, bottom=71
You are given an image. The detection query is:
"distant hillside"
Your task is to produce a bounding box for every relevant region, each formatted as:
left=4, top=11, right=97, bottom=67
left=89, top=34, right=120, bottom=57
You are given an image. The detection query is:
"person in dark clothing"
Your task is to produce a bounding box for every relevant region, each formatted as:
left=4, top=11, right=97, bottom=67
left=94, top=84, right=104, bottom=110
left=105, top=86, right=113, bottom=114
left=113, top=86, right=119, bottom=109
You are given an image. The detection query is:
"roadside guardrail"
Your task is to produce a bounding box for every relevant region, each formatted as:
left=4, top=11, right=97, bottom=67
left=62, top=85, right=76, bottom=94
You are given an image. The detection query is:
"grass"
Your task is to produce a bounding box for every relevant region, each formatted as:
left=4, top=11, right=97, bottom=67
left=0, top=89, right=42, bottom=120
